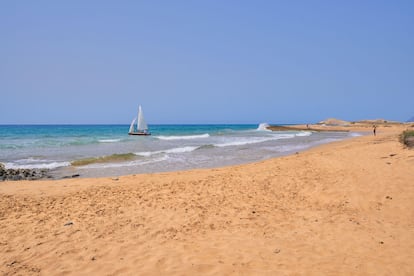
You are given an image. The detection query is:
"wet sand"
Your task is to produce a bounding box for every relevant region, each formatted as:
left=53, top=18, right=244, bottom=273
left=1, top=124, right=413, bottom=275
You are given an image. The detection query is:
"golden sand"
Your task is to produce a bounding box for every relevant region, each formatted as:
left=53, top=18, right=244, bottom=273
left=1, top=124, right=413, bottom=275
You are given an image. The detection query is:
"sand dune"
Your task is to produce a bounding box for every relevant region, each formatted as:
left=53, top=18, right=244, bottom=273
left=1, top=126, right=413, bottom=275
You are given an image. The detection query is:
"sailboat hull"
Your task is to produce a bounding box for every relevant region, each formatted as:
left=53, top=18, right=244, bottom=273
left=128, top=132, right=151, bottom=136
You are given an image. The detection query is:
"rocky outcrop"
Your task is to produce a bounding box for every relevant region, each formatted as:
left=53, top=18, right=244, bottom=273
left=356, top=119, right=402, bottom=125
left=318, top=118, right=350, bottom=126
left=0, top=164, right=50, bottom=181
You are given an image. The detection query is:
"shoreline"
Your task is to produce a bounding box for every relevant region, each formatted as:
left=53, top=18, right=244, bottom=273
left=2, top=122, right=411, bottom=180
left=1, top=126, right=355, bottom=180
left=268, top=121, right=413, bottom=133
left=1, top=124, right=413, bottom=275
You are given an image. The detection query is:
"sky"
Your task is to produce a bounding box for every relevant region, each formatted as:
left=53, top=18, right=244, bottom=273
left=1, top=1, right=413, bottom=124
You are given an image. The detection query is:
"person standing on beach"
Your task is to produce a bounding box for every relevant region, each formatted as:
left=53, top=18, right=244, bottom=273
left=373, top=125, right=377, bottom=136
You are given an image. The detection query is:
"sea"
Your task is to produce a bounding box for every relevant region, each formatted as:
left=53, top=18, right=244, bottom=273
left=0, top=124, right=358, bottom=178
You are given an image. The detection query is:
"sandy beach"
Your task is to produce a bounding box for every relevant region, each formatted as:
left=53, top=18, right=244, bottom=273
left=1, top=124, right=413, bottom=275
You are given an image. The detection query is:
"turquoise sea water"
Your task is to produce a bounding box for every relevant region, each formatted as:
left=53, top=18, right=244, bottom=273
left=0, top=124, right=355, bottom=178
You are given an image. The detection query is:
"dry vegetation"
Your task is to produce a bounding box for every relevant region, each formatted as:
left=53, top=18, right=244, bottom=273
left=400, top=130, right=414, bottom=148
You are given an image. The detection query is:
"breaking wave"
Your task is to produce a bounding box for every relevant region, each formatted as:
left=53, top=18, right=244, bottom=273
left=98, top=139, right=121, bottom=143
left=214, top=134, right=294, bottom=148
left=135, top=146, right=199, bottom=157
left=82, top=156, right=169, bottom=169
left=155, top=134, right=210, bottom=140
left=257, top=123, right=271, bottom=131
left=71, top=153, right=136, bottom=166
left=295, top=131, right=312, bottom=137
left=4, top=159, right=71, bottom=170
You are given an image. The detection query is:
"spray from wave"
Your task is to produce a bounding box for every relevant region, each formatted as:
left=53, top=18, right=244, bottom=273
left=257, top=123, right=271, bottom=131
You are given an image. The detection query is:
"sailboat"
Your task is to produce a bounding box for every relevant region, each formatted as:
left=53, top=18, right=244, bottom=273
left=128, top=105, right=151, bottom=136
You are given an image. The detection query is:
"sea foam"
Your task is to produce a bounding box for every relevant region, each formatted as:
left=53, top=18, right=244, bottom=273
left=135, top=146, right=198, bottom=157
left=98, top=139, right=121, bottom=143
left=295, top=131, right=312, bottom=137
left=214, top=134, right=294, bottom=148
left=155, top=134, right=210, bottom=140
left=82, top=156, right=169, bottom=169
left=4, top=160, right=71, bottom=170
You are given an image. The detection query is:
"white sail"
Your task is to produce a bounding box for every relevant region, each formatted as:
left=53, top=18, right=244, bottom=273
left=137, top=105, right=148, bottom=131
left=128, top=105, right=150, bottom=135
left=129, top=118, right=136, bottom=133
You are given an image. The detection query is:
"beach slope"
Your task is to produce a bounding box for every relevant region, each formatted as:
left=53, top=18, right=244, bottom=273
left=1, top=129, right=414, bottom=275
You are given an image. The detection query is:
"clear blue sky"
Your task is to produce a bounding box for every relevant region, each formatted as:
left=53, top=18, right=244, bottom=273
left=1, top=1, right=413, bottom=124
